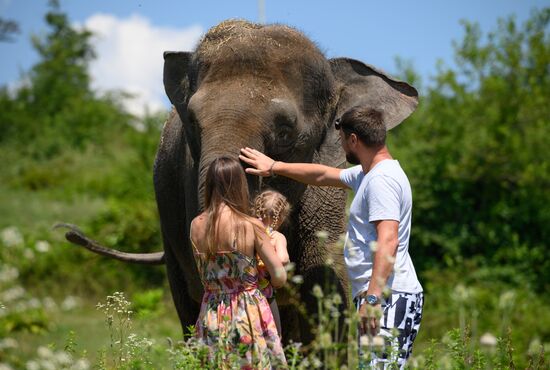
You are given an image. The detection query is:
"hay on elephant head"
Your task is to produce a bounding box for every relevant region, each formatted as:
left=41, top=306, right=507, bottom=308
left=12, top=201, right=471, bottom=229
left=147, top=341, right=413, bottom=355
left=196, top=19, right=321, bottom=65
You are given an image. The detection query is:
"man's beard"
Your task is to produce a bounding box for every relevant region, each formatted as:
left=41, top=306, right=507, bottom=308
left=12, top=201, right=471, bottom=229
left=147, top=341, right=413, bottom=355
left=346, top=150, right=360, bottom=165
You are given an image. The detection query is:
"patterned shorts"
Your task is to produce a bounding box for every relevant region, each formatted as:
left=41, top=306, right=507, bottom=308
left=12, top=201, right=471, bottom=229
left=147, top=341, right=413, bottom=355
left=356, top=292, right=424, bottom=369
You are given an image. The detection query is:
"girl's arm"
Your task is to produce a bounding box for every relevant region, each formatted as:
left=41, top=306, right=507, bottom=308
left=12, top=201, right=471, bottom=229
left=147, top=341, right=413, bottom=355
left=273, top=232, right=290, bottom=265
left=253, top=220, right=287, bottom=288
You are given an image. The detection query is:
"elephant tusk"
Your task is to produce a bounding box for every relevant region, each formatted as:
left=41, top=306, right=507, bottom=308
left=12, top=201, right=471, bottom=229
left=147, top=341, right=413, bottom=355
left=53, top=223, right=165, bottom=265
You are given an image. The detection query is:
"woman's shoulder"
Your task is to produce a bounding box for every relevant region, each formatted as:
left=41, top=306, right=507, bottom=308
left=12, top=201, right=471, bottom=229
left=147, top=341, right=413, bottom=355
left=191, top=213, right=207, bottom=225
left=191, top=213, right=207, bottom=234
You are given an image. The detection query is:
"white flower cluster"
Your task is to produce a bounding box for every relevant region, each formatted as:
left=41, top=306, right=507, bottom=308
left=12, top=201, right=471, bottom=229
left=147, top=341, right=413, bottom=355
left=0, top=266, right=19, bottom=283
left=25, top=346, right=90, bottom=370
left=34, top=240, right=51, bottom=253
left=96, top=291, right=133, bottom=321
left=0, top=338, right=18, bottom=351
left=359, top=334, right=385, bottom=348
left=61, top=296, right=80, bottom=311
left=1, top=286, right=25, bottom=303
left=1, top=227, right=24, bottom=248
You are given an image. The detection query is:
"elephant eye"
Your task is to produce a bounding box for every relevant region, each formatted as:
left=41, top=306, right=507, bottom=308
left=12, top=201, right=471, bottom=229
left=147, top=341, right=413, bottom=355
left=267, top=101, right=299, bottom=154
left=276, top=126, right=293, bottom=142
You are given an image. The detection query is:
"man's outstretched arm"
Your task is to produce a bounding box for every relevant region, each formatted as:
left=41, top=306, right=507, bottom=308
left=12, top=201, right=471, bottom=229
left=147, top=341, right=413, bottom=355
left=239, top=147, right=348, bottom=188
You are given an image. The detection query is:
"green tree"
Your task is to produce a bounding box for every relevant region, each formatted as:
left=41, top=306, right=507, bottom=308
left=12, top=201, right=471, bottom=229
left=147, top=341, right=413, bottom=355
left=0, top=0, right=130, bottom=158
left=391, top=8, right=550, bottom=291
left=27, top=0, right=95, bottom=116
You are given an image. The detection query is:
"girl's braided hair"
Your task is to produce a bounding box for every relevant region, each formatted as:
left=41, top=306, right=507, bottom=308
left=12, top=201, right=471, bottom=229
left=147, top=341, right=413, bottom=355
left=253, top=190, right=291, bottom=230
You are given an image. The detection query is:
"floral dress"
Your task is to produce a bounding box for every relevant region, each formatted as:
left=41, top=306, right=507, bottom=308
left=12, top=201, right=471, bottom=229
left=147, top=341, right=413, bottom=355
left=192, top=245, right=287, bottom=369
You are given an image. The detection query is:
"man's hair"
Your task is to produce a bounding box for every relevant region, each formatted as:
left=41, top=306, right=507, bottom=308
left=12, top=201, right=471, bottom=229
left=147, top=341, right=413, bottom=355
left=339, top=107, right=386, bottom=147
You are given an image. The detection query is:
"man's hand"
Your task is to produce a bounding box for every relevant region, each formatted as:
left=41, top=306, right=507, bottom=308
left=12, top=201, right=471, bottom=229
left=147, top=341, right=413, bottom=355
left=239, top=147, right=275, bottom=177
left=358, top=301, right=382, bottom=336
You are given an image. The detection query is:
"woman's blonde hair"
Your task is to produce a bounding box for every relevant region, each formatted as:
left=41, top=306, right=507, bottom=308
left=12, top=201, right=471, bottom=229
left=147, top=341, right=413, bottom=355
left=253, top=190, right=291, bottom=230
left=204, top=156, right=255, bottom=254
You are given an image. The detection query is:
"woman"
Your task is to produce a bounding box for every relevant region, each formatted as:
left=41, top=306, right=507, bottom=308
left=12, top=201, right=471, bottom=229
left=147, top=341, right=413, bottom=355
left=190, top=156, right=287, bottom=369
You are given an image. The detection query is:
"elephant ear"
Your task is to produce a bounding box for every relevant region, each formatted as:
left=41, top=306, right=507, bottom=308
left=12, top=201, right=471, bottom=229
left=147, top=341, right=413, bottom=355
left=329, top=57, right=418, bottom=130
left=164, top=51, right=201, bottom=158
left=163, top=51, right=193, bottom=122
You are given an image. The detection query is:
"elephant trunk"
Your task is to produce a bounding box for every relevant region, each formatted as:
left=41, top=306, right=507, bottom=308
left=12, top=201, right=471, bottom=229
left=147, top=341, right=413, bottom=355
left=197, top=130, right=263, bottom=211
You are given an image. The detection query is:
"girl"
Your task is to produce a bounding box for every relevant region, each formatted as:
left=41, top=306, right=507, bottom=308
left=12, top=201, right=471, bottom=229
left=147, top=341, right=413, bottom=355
left=253, top=189, right=291, bottom=336
left=190, top=157, right=287, bottom=369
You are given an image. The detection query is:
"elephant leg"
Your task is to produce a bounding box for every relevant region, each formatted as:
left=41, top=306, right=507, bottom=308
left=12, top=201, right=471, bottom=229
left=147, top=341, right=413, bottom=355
left=279, top=305, right=301, bottom=345
left=164, top=239, right=200, bottom=336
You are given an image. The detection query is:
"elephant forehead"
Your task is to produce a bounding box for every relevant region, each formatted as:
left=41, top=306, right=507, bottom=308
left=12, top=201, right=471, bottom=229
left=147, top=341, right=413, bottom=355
left=196, top=22, right=325, bottom=75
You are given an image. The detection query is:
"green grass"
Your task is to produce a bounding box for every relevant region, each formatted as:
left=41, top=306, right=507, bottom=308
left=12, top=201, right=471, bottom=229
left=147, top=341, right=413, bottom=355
left=5, top=293, right=182, bottom=366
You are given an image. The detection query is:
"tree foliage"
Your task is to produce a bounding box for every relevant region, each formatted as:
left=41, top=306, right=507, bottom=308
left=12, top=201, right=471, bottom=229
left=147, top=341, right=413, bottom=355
left=0, top=0, right=131, bottom=158
left=391, top=8, right=550, bottom=292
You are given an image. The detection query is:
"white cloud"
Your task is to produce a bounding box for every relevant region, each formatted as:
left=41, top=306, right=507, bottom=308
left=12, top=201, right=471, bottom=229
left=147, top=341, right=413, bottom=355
left=83, top=13, right=203, bottom=116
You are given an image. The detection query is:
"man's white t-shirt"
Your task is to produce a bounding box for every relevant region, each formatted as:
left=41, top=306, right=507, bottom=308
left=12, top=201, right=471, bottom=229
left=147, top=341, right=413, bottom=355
left=339, top=160, right=423, bottom=299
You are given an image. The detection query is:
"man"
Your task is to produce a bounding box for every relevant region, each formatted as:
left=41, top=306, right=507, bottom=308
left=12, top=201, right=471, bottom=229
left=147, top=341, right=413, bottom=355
left=239, top=106, right=423, bottom=368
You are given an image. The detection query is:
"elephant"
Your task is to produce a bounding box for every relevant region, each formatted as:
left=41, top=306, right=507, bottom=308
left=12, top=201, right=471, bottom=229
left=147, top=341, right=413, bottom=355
left=57, top=19, right=418, bottom=344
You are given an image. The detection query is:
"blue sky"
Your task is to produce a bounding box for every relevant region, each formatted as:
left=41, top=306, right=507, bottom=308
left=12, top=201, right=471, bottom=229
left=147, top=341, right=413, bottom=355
left=0, top=0, right=546, bottom=114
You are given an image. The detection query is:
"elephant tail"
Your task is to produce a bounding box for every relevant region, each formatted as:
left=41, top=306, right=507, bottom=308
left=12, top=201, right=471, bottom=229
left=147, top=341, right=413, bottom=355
left=53, top=223, right=165, bottom=265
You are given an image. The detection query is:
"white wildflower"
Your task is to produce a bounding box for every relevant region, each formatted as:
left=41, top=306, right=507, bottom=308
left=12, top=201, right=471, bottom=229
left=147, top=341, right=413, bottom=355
left=315, top=230, right=329, bottom=241
left=35, top=240, right=50, bottom=253
left=319, top=333, right=332, bottom=348
left=480, top=332, right=497, bottom=347
left=0, top=266, right=19, bottom=283
left=37, top=346, right=53, bottom=358
left=452, top=284, right=472, bottom=303
left=2, top=286, right=25, bottom=302
left=359, top=335, right=370, bottom=347
left=284, top=262, right=295, bottom=272
left=42, top=297, right=57, bottom=310
left=1, top=226, right=23, bottom=248
left=372, top=335, right=385, bottom=347
left=369, top=241, right=378, bottom=252
left=27, top=298, right=41, bottom=309
left=528, top=338, right=542, bottom=356
left=498, top=291, right=516, bottom=311
left=290, top=275, right=303, bottom=284
left=26, top=361, right=40, bottom=370
left=359, top=335, right=385, bottom=348
left=312, top=284, right=323, bottom=299
left=0, top=338, right=18, bottom=350
left=71, top=358, right=90, bottom=370
left=39, top=360, right=56, bottom=370
left=55, top=351, right=72, bottom=365
left=61, top=296, right=80, bottom=311
left=385, top=254, right=396, bottom=263
left=311, top=356, right=323, bottom=368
